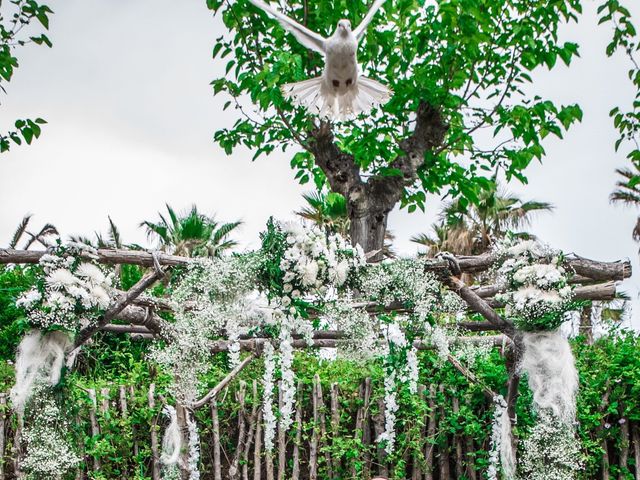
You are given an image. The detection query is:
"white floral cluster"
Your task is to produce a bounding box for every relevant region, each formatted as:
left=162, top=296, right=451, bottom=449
left=405, top=347, right=419, bottom=395
left=278, top=221, right=366, bottom=309
left=187, top=414, right=201, bottom=480
left=21, top=389, right=80, bottom=478
left=323, top=295, right=381, bottom=361
left=519, top=411, right=583, bottom=480
left=262, top=342, right=277, bottom=452
left=17, top=240, right=114, bottom=331
left=278, top=327, right=296, bottom=433
left=495, top=240, right=573, bottom=330
left=426, top=324, right=450, bottom=363
left=359, top=258, right=463, bottom=322
left=152, top=256, right=265, bottom=403
left=377, top=370, right=399, bottom=455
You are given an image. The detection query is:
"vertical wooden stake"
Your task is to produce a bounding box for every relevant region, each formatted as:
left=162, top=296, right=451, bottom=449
left=373, top=398, right=389, bottom=478
left=0, top=394, right=6, bottom=480
left=330, top=383, right=340, bottom=476
left=232, top=381, right=248, bottom=480
left=438, top=385, right=450, bottom=480
left=129, top=385, right=140, bottom=458
left=631, top=422, right=640, bottom=480
left=292, top=380, right=303, bottom=480
left=452, top=396, right=464, bottom=480
left=148, top=384, right=160, bottom=480
left=277, top=382, right=286, bottom=480
left=242, top=380, right=259, bottom=480
left=254, top=409, right=263, bottom=480
left=211, top=399, right=222, bottom=480
left=411, top=385, right=426, bottom=480
left=88, top=388, right=101, bottom=472
left=424, top=384, right=437, bottom=480
left=309, top=374, right=319, bottom=480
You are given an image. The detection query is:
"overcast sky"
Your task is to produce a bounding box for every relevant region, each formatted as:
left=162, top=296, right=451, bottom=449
left=1, top=0, right=639, bottom=329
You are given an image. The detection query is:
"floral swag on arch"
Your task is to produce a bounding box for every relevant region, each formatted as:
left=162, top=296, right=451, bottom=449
left=0, top=218, right=630, bottom=480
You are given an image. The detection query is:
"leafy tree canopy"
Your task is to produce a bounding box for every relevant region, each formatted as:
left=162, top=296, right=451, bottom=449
left=208, top=0, right=585, bottom=213
left=0, top=0, right=52, bottom=153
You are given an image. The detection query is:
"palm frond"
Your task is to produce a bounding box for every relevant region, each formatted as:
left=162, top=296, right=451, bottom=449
left=108, top=216, right=122, bottom=248
left=9, top=214, right=32, bottom=249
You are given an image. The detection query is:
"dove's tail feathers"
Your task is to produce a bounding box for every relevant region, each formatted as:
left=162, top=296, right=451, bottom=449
left=281, top=75, right=392, bottom=121
left=347, top=76, right=393, bottom=116
left=281, top=77, right=337, bottom=117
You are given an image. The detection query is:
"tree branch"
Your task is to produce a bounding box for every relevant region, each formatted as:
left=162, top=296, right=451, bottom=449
left=72, top=268, right=166, bottom=350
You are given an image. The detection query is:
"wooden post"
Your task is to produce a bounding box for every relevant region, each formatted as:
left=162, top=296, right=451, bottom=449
left=309, top=374, right=319, bottom=480
left=148, top=384, right=160, bottom=480
left=0, top=394, right=6, bottom=480
left=243, top=380, right=259, bottom=480
left=277, top=382, right=286, bottom=480
left=424, top=385, right=437, bottom=480
left=620, top=417, right=630, bottom=480
left=99, top=387, right=110, bottom=414
left=292, top=381, right=303, bottom=480
left=118, top=385, right=130, bottom=476
left=438, top=385, right=451, bottom=480
left=316, top=378, right=333, bottom=478
left=632, top=422, right=640, bottom=480
left=452, top=396, right=464, bottom=480
left=211, top=399, right=222, bottom=480
left=373, top=398, right=389, bottom=478
left=88, top=388, right=101, bottom=472
left=232, top=381, right=248, bottom=480
left=254, top=409, right=263, bottom=480
left=411, top=385, right=426, bottom=480
left=128, top=385, right=140, bottom=458
left=330, top=383, right=341, bottom=476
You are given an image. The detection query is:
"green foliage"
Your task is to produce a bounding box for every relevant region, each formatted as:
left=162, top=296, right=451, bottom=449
left=0, top=1, right=53, bottom=153
left=208, top=0, right=584, bottom=211
left=0, top=266, right=35, bottom=359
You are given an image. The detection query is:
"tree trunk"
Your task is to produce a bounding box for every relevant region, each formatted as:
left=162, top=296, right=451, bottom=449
left=580, top=304, right=594, bottom=344
left=349, top=210, right=389, bottom=259
left=232, top=381, right=247, bottom=480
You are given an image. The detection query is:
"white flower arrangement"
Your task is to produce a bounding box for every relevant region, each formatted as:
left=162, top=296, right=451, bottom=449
left=495, top=239, right=574, bottom=331
left=278, top=327, right=296, bottom=433
left=16, top=240, right=114, bottom=331
left=21, top=388, right=80, bottom=478
left=276, top=221, right=366, bottom=307
left=377, top=369, right=399, bottom=455
left=487, top=395, right=516, bottom=480
left=262, top=342, right=277, bottom=452
left=187, top=413, right=201, bottom=480
left=519, top=410, right=583, bottom=480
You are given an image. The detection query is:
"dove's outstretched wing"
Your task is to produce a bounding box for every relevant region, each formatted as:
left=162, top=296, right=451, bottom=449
left=352, top=0, right=387, bottom=42
left=247, top=0, right=326, bottom=55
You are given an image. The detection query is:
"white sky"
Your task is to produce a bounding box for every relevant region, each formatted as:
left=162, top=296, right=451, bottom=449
left=1, top=0, right=639, bottom=329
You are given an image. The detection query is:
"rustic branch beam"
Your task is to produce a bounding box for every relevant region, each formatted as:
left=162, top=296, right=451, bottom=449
left=1, top=250, right=629, bottom=282
left=0, top=248, right=190, bottom=267
left=444, top=276, right=514, bottom=335
left=192, top=353, right=257, bottom=409
left=209, top=334, right=508, bottom=353
left=72, top=268, right=166, bottom=350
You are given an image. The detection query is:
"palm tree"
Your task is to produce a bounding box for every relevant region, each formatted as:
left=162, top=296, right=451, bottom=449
left=8, top=214, right=58, bottom=250
left=141, top=204, right=242, bottom=258
left=610, top=165, right=640, bottom=241
left=412, top=184, right=554, bottom=256
left=295, top=191, right=396, bottom=258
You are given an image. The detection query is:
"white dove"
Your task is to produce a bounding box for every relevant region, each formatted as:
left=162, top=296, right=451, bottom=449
left=247, top=0, right=392, bottom=120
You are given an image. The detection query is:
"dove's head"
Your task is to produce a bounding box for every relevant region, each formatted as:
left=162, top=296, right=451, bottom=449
left=337, top=19, right=352, bottom=36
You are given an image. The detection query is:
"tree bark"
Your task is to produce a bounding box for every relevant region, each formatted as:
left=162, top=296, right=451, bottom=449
left=580, top=303, right=594, bottom=344
left=254, top=409, right=263, bottom=480
left=291, top=381, right=303, bottom=480
left=88, top=388, right=101, bottom=472
left=231, top=381, right=247, bottom=480
left=632, top=422, right=640, bottom=480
